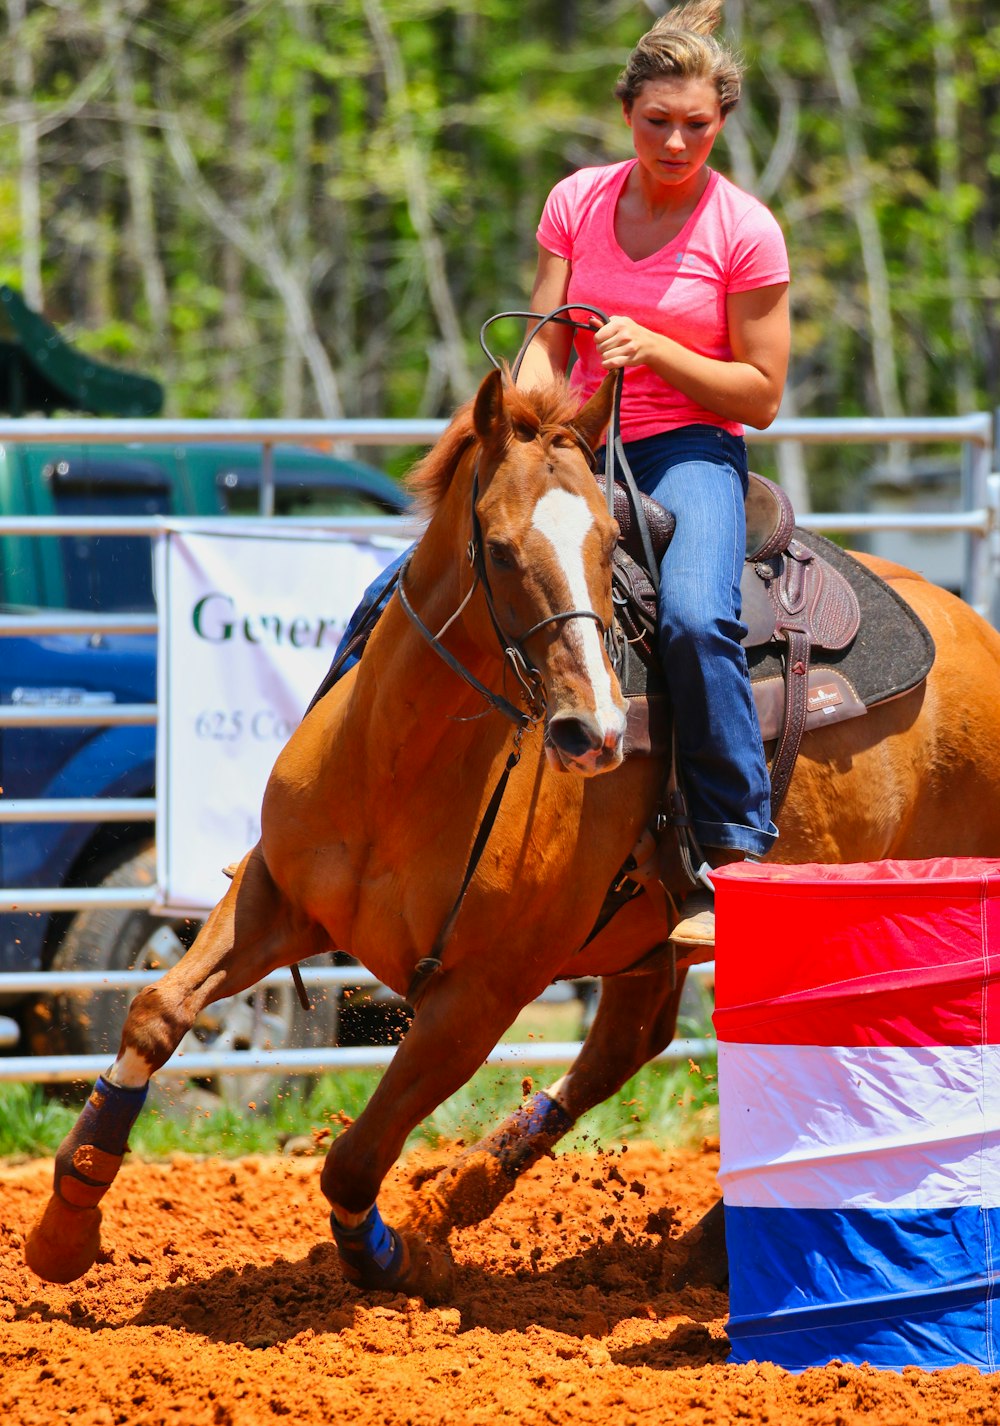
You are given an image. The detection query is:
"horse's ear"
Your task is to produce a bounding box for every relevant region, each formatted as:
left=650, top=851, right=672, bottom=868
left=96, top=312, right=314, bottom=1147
left=473, top=368, right=511, bottom=447
left=572, top=372, right=617, bottom=454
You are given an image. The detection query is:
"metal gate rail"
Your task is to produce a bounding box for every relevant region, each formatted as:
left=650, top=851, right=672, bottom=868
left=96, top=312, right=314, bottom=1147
left=0, top=411, right=995, bottom=1085
left=0, top=1038, right=719, bottom=1084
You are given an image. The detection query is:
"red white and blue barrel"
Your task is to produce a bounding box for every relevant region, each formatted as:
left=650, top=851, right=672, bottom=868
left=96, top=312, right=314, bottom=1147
left=713, top=857, right=1000, bottom=1372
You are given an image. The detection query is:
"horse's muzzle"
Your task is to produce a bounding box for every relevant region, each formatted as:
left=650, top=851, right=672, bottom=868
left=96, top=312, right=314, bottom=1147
left=545, top=708, right=626, bottom=776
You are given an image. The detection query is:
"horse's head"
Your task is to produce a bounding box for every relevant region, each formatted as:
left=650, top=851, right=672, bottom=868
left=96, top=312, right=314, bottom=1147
left=467, top=368, right=626, bottom=776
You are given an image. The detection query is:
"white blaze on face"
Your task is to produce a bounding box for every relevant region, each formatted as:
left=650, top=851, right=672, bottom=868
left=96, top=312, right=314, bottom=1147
left=530, top=488, right=621, bottom=730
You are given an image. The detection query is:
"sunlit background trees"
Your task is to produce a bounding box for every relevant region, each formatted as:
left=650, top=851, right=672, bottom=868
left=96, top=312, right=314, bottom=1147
left=1, top=1, right=996, bottom=500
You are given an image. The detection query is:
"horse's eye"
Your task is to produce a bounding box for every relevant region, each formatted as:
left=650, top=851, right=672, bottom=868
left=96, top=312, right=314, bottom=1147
left=487, top=541, right=515, bottom=569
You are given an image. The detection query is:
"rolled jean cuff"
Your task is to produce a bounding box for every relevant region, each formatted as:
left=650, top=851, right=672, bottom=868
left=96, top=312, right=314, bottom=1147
left=694, top=819, right=779, bottom=860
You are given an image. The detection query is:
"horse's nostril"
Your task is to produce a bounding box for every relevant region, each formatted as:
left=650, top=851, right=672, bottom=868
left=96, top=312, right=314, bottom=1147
left=548, top=715, right=602, bottom=759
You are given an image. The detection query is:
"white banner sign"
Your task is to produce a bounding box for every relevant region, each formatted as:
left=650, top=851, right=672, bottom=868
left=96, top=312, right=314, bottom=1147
left=155, top=522, right=408, bottom=913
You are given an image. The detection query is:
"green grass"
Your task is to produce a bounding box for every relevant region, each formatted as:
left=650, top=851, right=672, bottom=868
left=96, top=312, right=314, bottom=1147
left=0, top=986, right=720, bottom=1163
left=0, top=1057, right=718, bottom=1164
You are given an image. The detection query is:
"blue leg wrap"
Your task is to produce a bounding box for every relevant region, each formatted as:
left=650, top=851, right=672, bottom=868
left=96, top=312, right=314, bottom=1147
left=488, top=1091, right=574, bottom=1177
left=82, top=1076, right=149, bottom=1154
left=54, top=1075, right=149, bottom=1206
left=330, top=1203, right=406, bottom=1288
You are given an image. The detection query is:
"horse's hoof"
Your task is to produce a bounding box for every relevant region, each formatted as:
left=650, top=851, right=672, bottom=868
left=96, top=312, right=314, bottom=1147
left=332, top=1205, right=455, bottom=1302
left=397, top=1231, right=454, bottom=1304
left=24, top=1195, right=103, bottom=1284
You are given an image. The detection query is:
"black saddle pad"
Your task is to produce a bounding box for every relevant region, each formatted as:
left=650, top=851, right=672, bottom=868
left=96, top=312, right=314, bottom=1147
left=744, top=529, right=935, bottom=706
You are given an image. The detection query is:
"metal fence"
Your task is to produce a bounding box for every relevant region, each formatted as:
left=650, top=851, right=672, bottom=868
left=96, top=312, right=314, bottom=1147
left=0, top=410, right=996, bottom=1084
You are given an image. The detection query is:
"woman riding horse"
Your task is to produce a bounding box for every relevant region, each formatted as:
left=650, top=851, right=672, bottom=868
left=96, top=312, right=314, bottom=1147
left=519, top=0, right=789, bottom=948
left=23, top=8, right=1000, bottom=1301
left=332, top=0, right=790, bottom=948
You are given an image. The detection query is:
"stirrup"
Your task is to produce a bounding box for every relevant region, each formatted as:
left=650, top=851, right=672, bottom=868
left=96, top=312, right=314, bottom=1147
left=668, top=887, right=716, bottom=949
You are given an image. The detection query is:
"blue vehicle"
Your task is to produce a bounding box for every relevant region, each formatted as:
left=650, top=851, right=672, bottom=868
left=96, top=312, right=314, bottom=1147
left=0, top=439, right=412, bottom=1082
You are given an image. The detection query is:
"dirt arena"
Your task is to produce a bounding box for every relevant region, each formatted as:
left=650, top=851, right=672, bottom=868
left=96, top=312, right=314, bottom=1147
left=1, top=1138, right=998, bottom=1426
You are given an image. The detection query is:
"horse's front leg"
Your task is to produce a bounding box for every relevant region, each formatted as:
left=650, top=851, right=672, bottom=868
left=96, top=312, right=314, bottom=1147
left=406, top=964, right=688, bottom=1239
left=24, top=847, right=327, bottom=1284
left=321, top=961, right=527, bottom=1298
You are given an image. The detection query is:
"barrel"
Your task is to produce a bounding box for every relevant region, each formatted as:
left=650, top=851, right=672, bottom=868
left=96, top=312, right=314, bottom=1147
left=712, top=856, right=1000, bottom=1372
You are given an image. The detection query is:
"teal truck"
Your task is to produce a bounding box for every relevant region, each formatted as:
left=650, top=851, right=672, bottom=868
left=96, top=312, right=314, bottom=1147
left=0, top=436, right=411, bottom=1080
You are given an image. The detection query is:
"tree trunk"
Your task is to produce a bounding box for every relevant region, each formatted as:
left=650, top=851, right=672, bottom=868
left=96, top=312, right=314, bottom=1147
left=8, top=0, right=43, bottom=308
left=362, top=0, right=473, bottom=403
left=218, top=26, right=251, bottom=419
left=723, top=5, right=810, bottom=512
left=158, top=95, right=346, bottom=422
left=101, top=0, right=173, bottom=380
left=810, top=1, right=904, bottom=426
left=928, top=0, right=977, bottom=412
left=281, top=0, right=311, bottom=419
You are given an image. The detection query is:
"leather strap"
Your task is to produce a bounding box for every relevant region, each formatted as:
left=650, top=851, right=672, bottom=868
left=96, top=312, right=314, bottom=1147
left=396, top=553, right=534, bottom=729
left=305, top=564, right=403, bottom=717
left=768, top=628, right=811, bottom=815
left=405, top=734, right=524, bottom=1007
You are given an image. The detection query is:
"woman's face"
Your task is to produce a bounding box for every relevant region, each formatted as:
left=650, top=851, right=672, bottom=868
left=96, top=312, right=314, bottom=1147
left=624, top=76, right=725, bottom=188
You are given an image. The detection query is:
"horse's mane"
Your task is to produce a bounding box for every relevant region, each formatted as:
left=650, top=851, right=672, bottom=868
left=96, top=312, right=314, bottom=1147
left=407, top=372, right=585, bottom=517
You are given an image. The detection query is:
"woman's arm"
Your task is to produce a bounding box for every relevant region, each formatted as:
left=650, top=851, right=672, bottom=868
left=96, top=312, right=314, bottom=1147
left=515, top=245, right=574, bottom=389
left=591, top=282, right=790, bottom=429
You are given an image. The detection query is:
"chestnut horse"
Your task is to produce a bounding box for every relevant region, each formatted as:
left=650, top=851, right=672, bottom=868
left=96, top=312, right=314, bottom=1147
left=26, top=369, right=1000, bottom=1297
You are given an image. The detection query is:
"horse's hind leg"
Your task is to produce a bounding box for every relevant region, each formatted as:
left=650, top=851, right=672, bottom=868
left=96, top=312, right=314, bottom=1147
left=407, top=965, right=688, bottom=1238
left=24, top=845, right=328, bottom=1284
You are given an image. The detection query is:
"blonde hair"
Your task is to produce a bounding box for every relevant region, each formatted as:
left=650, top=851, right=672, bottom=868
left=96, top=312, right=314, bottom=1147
left=614, top=1, right=743, bottom=115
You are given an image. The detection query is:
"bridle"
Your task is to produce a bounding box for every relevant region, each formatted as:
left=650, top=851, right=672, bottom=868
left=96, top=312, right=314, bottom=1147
left=396, top=454, right=608, bottom=729
left=396, top=306, right=619, bottom=731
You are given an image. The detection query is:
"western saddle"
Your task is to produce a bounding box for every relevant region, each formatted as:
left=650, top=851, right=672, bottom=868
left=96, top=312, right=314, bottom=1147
left=604, top=471, right=861, bottom=818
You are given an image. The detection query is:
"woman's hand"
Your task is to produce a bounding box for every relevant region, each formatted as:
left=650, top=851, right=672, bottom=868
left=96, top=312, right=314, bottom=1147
left=591, top=316, right=654, bottom=369
left=593, top=285, right=790, bottom=428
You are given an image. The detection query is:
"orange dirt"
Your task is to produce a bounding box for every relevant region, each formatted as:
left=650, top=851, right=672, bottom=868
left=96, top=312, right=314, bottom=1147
left=2, top=1140, right=998, bottom=1425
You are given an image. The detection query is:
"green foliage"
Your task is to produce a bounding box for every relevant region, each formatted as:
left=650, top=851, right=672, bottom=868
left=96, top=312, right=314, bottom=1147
left=0, top=1083, right=79, bottom=1159
left=0, top=1056, right=718, bottom=1164
left=0, top=0, right=994, bottom=502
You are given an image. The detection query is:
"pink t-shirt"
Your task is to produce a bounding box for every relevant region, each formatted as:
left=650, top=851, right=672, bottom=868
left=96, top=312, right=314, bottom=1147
left=536, top=161, right=789, bottom=440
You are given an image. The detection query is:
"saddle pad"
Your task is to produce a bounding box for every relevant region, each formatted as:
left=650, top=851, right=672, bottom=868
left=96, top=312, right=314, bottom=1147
left=744, top=530, right=935, bottom=707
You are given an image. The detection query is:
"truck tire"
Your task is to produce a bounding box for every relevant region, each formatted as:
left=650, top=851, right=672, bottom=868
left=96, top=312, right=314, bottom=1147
left=26, top=843, right=340, bottom=1108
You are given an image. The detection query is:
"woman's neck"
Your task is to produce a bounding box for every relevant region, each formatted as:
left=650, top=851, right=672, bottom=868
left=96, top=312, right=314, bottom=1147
left=627, top=158, right=712, bottom=218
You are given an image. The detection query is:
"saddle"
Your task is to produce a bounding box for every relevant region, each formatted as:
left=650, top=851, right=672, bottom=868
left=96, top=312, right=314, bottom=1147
left=609, top=472, right=935, bottom=818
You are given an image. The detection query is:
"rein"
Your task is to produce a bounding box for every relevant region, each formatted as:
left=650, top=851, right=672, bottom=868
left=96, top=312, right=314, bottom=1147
left=493, top=305, right=661, bottom=593
left=402, top=314, right=630, bottom=1006
left=396, top=540, right=541, bottom=729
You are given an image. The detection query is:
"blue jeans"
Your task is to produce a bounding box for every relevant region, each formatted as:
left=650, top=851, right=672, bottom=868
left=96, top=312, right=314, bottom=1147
left=602, top=426, right=777, bottom=858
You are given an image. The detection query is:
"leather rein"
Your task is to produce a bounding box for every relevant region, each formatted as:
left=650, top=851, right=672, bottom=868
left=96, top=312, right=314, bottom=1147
left=401, top=306, right=623, bottom=1006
